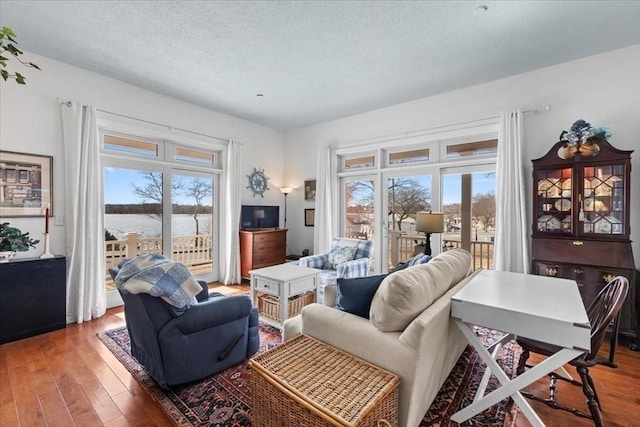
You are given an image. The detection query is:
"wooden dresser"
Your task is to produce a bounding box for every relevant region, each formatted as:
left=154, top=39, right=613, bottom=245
left=240, top=229, right=287, bottom=279
left=531, top=137, right=636, bottom=362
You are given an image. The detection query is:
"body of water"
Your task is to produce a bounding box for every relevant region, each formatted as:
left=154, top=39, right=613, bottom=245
left=105, top=214, right=212, bottom=239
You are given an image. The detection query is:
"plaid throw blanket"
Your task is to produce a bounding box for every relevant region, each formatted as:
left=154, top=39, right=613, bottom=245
left=115, top=254, right=202, bottom=309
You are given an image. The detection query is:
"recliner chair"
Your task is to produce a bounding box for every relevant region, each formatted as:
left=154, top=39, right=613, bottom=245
left=109, top=266, right=259, bottom=389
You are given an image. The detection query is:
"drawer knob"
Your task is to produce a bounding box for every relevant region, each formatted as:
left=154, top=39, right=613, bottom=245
left=602, top=274, right=615, bottom=283
left=574, top=268, right=584, bottom=275
left=545, top=267, right=558, bottom=277
left=572, top=241, right=584, bottom=246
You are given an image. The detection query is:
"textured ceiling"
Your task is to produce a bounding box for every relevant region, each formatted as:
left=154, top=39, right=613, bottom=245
left=1, top=1, right=639, bottom=131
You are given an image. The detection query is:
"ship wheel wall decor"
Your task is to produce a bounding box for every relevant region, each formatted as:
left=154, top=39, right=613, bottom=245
left=247, top=167, right=270, bottom=197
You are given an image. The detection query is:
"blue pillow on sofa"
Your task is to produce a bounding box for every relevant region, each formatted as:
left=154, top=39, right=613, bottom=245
left=390, top=253, right=431, bottom=273
left=335, top=274, right=388, bottom=319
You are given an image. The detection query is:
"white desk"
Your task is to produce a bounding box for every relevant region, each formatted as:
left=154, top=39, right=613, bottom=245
left=450, top=269, right=591, bottom=427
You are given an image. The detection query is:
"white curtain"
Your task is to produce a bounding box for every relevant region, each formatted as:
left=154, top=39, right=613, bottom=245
left=314, top=144, right=334, bottom=254
left=494, top=110, right=530, bottom=273
left=222, top=140, right=242, bottom=284
left=60, top=102, right=106, bottom=323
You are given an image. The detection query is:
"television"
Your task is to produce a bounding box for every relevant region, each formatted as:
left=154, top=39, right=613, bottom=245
left=240, top=205, right=280, bottom=229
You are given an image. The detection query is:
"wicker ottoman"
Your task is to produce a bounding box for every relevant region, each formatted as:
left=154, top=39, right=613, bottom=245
left=250, top=334, right=399, bottom=427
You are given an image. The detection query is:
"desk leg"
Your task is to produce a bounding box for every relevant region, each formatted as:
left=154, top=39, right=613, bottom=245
left=474, top=333, right=512, bottom=403
left=250, top=275, right=256, bottom=307
left=281, top=281, right=289, bottom=330
left=451, top=320, right=582, bottom=427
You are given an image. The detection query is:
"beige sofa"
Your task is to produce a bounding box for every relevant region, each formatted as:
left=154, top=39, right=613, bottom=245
left=283, top=249, right=477, bottom=427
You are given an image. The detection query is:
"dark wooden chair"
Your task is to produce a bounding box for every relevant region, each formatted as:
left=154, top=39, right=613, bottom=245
left=516, top=276, right=629, bottom=427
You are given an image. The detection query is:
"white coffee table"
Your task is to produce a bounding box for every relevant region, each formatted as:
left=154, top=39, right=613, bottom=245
left=249, top=263, right=320, bottom=330
left=450, top=269, right=591, bottom=427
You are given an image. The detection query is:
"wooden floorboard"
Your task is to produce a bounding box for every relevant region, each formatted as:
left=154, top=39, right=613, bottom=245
left=1, top=282, right=638, bottom=426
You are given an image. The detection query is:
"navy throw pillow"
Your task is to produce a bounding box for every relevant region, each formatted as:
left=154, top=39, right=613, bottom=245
left=335, top=274, right=388, bottom=319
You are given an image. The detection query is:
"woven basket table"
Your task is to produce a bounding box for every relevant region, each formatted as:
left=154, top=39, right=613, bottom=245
left=249, top=334, right=399, bottom=427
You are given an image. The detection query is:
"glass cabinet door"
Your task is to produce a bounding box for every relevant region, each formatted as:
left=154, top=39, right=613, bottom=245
left=536, top=167, right=572, bottom=234
left=581, top=164, right=625, bottom=236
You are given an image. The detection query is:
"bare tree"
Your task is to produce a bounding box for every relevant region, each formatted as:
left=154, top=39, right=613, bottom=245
left=183, top=178, right=212, bottom=235
left=472, top=191, right=496, bottom=231
left=346, top=180, right=374, bottom=208
left=388, top=178, right=430, bottom=231
left=131, top=172, right=183, bottom=220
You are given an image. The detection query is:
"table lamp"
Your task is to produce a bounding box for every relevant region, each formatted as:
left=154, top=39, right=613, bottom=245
left=280, top=187, right=292, bottom=228
left=415, top=211, right=444, bottom=256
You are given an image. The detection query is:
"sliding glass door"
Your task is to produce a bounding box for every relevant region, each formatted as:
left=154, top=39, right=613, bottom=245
left=171, top=172, right=214, bottom=278
left=103, top=165, right=218, bottom=306
left=384, top=172, right=434, bottom=269
left=441, top=169, right=496, bottom=269
left=104, top=166, right=164, bottom=296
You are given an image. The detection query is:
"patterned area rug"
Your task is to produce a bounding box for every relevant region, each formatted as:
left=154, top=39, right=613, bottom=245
left=97, top=325, right=520, bottom=426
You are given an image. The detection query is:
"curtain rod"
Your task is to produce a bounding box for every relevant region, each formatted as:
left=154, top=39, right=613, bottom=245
left=57, top=99, right=227, bottom=143
left=96, top=108, right=228, bottom=143
left=331, top=105, right=552, bottom=150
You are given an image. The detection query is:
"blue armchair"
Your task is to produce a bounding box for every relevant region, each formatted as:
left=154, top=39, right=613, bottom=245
left=109, top=266, right=259, bottom=389
left=298, top=237, right=373, bottom=303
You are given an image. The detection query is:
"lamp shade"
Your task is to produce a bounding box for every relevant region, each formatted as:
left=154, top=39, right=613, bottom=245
left=280, top=187, right=292, bottom=195
left=254, top=209, right=266, bottom=219
left=415, top=211, right=445, bottom=233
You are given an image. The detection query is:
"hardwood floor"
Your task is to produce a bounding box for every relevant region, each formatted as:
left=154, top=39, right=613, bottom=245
left=1, top=282, right=639, bottom=427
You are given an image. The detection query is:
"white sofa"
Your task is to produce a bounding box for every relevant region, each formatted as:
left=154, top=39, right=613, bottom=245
left=283, top=249, right=476, bottom=427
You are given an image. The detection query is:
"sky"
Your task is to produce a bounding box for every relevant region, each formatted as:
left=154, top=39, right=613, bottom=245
left=105, top=168, right=495, bottom=206
left=104, top=168, right=208, bottom=205
left=442, top=173, right=495, bottom=205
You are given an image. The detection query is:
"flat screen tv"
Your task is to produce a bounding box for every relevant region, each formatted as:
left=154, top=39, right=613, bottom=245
left=240, top=205, right=279, bottom=229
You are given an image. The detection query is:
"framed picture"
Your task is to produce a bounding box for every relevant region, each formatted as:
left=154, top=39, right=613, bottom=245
left=304, top=179, right=316, bottom=201
left=0, top=151, right=53, bottom=217
left=305, top=208, right=315, bottom=227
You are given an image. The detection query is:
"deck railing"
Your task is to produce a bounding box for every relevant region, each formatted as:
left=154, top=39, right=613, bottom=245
left=388, top=230, right=494, bottom=270
left=105, top=230, right=492, bottom=290
left=105, top=232, right=213, bottom=278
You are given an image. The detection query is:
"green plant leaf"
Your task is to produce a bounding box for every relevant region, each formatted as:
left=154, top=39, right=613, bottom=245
left=0, top=26, right=39, bottom=85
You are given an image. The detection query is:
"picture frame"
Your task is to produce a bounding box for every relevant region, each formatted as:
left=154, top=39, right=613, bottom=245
left=0, top=150, right=53, bottom=217
left=305, top=208, right=315, bottom=227
left=304, top=179, right=316, bottom=201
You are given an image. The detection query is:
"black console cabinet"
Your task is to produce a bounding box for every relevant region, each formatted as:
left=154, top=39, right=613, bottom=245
left=0, top=256, right=66, bottom=344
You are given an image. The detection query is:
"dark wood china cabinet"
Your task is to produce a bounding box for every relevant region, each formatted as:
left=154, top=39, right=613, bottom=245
left=531, top=137, right=636, bottom=365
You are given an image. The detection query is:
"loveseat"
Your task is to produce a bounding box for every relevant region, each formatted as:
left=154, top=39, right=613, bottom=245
left=283, top=249, right=476, bottom=427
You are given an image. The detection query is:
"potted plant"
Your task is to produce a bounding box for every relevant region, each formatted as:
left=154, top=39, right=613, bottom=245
left=0, top=222, right=40, bottom=262
left=0, top=26, right=40, bottom=84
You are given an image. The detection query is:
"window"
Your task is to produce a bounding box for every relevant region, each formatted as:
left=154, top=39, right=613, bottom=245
left=336, top=132, right=498, bottom=274
left=103, top=134, right=159, bottom=157
left=100, top=127, right=222, bottom=309
left=175, top=147, right=215, bottom=166
left=445, top=139, right=497, bottom=158
left=388, top=148, right=429, bottom=165
left=343, top=155, right=375, bottom=170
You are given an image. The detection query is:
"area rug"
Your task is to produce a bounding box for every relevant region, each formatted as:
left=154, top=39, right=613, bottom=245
left=98, top=325, right=520, bottom=426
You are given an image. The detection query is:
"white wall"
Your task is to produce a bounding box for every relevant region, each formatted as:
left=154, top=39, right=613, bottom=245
left=284, top=45, right=640, bottom=266
left=3, top=46, right=638, bottom=267
left=0, top=52, right=286, bottom=261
